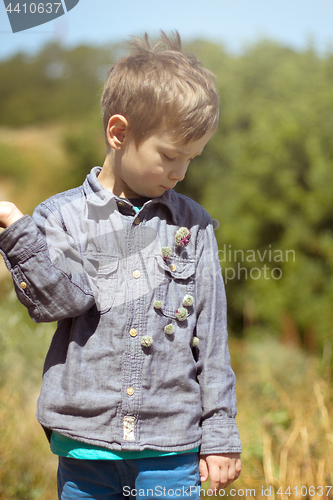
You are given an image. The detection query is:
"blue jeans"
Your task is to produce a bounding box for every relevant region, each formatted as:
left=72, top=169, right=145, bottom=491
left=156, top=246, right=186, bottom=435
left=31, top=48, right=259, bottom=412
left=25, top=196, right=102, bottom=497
left=57, top=453, right=200, bottom=500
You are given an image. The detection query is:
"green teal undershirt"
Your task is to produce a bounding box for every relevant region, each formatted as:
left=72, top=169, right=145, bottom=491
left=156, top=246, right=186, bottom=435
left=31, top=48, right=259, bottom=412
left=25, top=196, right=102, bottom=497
left=128, top=197, right=150, bottom=213
left=51, top=432, right=199, bottom=460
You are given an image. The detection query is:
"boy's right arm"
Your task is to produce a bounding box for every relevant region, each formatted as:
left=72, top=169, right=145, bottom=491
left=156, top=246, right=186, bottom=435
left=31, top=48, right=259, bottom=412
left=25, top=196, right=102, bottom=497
left=0, top=201, right=97, bottom=322
left=0, top=201, right=24, bottom=229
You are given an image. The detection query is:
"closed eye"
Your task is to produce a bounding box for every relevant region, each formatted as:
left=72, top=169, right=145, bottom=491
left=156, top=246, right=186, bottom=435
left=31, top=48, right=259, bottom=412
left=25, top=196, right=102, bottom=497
left=163, top=153, right=196, bottom=163
left=163, top=154, right=176, bottom=162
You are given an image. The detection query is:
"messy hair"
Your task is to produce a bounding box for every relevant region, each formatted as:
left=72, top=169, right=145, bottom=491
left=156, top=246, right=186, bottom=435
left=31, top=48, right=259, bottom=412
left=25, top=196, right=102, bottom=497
left=101, top=31, right=219, bottom=145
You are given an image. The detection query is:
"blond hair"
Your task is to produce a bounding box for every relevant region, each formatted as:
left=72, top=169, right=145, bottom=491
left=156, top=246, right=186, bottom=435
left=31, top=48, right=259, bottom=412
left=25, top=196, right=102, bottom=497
left=101, top=31, right=219, bottom=144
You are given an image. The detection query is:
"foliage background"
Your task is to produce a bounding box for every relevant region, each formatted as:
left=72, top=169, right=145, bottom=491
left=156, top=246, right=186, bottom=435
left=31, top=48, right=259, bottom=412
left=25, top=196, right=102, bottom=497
left=0, top=39, right=333, bottom=498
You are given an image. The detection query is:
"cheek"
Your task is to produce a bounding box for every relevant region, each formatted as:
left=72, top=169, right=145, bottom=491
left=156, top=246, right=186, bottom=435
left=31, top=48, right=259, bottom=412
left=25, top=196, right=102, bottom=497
left=142, top=159, right=164, bottom=178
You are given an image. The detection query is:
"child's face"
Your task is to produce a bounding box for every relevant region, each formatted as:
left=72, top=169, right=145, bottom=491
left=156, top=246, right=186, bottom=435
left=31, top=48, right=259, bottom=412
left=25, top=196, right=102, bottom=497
left=114, top=129, right=214, bottom=199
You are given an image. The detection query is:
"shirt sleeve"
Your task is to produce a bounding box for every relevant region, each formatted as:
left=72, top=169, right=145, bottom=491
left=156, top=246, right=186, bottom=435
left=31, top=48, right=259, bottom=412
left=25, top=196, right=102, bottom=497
left=0, top=204, right=98, bottom=323
left=194, top=220, right=242, bottom=455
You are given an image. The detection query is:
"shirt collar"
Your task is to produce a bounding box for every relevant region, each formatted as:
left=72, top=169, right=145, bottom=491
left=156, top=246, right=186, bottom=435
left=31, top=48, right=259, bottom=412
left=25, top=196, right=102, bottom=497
left=83, top=167, right=178, bottom=225
left=147, top=191, right=178, bottom=225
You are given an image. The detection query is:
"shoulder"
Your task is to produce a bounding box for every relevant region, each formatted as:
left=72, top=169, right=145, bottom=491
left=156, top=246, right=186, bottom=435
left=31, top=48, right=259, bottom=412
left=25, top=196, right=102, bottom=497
left=168, top=190, right=212, bottom=229
left=32, top=184, right=85, bottom=230
left=34, top=184, right=84, bottom=216
left=39, top=185, right=84, bottom=211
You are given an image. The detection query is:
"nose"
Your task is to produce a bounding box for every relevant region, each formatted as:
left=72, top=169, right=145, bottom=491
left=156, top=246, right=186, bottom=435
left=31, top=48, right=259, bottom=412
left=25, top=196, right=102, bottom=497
left=169, top=162, right=188, bottom=182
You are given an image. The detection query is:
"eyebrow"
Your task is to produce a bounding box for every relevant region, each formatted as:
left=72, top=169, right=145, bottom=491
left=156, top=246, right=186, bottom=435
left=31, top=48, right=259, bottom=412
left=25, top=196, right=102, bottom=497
left=165, top=146, right=203, bottom=157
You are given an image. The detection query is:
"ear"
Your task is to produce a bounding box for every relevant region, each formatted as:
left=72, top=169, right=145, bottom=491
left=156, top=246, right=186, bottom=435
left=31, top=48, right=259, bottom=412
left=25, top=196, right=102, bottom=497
left=106, top=115, right=129, bottom=150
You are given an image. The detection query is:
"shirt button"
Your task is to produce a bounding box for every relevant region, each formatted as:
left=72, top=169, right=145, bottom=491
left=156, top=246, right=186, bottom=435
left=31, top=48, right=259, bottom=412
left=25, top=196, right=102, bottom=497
left=126, top=387, right=135, bottom=396
left=20, top=282, right=28, bottom=290
left=134, top=217, right=140, bottom=225
left=169, top=264, right=176, bottom=272
left=133, top=270, right=141, bottom=279
left=130, top=328, right=138, bottom=337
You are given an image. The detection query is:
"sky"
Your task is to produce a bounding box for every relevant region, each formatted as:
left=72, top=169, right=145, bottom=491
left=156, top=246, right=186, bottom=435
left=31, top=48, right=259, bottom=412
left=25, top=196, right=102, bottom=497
left=1, top=0, right=333, bottom=61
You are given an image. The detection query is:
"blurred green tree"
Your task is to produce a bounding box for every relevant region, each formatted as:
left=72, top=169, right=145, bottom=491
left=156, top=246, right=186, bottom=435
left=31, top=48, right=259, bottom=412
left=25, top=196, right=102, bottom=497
left=193, top=41, right=333, bottom=349
left=0, top=42, right=115, bottom=126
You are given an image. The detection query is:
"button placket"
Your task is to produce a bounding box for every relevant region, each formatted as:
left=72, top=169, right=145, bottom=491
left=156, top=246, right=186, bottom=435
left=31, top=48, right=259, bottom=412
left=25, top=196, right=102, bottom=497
left=121, top=222, right=148, bottom=439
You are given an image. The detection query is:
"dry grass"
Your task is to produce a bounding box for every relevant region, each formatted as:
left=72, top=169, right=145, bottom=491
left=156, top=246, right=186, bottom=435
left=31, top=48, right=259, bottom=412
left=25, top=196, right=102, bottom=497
left=0, top=124, right=73, bottom=214
left=0, top=283, right=58, bottom=500
left=218, top=338, right=333, bottom=499
left=0, top=381, right=57, bottom=500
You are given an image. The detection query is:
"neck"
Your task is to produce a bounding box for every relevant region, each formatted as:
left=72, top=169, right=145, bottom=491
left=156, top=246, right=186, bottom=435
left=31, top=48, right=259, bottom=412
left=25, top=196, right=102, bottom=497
left=98, top=151, right=138, bottom=198
left=98, top=154, right=116, bottom=192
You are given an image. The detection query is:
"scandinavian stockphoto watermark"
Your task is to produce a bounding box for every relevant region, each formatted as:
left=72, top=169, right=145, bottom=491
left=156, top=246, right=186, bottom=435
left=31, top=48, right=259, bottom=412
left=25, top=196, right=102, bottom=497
left=3, top=0, right=80, bottom=33
left=218, top=244, right=296, bottom=283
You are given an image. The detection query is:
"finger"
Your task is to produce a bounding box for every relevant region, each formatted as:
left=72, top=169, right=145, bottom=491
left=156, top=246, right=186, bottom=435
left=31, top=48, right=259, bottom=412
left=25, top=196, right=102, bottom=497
left=222, top=458, right=242, bottom=488
left=228, top=457, right=241, bottom=481
left=199, top=457, right=209, bottom=483
left=232, top=457, right=242, bottom=480
left=206, top=463, right=222, bottom=494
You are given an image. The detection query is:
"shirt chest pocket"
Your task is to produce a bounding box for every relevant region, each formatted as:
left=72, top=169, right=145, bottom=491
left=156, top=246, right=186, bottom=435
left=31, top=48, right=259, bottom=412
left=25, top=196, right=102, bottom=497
left=154, top=255, right=196, bottom=320
left=90, top=257, right=119, bottom=315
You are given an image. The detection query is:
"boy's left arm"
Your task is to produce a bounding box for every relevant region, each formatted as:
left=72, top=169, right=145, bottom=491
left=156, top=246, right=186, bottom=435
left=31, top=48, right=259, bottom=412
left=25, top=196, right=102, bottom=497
left=199, top=453, right=241, bottom=490
left=194, top=218, right=242, bottom=486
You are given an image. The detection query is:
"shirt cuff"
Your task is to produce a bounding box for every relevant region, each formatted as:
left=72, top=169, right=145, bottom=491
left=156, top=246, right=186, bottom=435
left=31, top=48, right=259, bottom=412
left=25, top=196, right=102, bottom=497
left=0, top=215, right=45, bottom=269
left=200, top=416, right=242, bottom=455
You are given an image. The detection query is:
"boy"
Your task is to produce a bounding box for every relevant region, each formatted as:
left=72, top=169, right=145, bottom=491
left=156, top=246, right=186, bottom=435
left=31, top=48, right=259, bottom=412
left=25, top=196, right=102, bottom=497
left=0, top=32, right=241, bottom=499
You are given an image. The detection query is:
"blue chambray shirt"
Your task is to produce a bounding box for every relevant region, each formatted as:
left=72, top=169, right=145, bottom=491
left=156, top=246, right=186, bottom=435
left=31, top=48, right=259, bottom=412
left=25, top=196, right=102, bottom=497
left=0, top=167, right=241, bottom=455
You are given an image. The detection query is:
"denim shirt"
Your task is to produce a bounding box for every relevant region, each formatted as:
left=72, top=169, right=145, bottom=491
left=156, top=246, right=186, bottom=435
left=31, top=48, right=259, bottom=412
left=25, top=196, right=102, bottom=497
left=0, top=167, right=241, bottom=455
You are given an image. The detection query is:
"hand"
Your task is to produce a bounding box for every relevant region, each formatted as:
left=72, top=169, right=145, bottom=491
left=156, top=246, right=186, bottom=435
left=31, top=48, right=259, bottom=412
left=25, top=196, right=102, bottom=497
left=0, top=202, right=24, bottom=229
left=199, top=453, right=241, bottom=493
